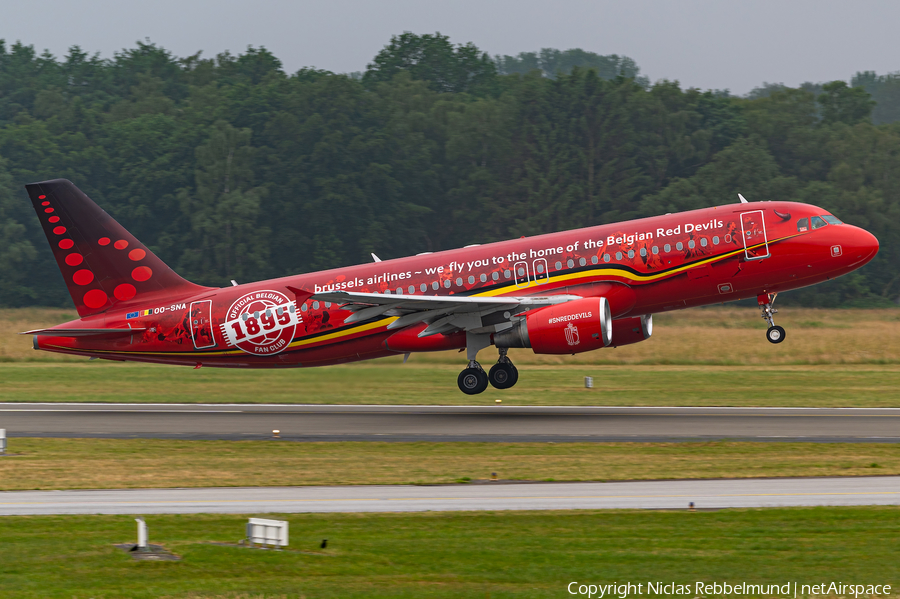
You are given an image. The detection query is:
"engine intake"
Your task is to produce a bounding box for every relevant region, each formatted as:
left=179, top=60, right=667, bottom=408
left=493, top=297, right=612, bottom=354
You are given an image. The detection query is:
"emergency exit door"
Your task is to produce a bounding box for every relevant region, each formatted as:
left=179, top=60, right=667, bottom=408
left=189, top=300, right=216, bottom=349
left=741, top=210, right=770, bottom=260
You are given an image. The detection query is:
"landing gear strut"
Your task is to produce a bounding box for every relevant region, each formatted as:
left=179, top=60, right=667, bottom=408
left=488, top=348, right=519, bottom=389
left=758, top=293, right=785, bottom=344
left=457, top=332, right=491, bottom=395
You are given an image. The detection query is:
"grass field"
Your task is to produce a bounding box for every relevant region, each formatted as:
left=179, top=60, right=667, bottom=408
left=1, top=439, right=897, bottom=491
left=2, top=362, right=898, bottom=406
left=1, top=508, right=897, bottom=598
left=2, top=307, right=899, bottom=406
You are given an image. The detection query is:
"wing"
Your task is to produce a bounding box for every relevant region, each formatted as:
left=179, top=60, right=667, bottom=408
left=311, top=290, right=581, bottom=337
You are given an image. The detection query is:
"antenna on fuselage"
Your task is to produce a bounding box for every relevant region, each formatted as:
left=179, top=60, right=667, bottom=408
left=738, top=194, right=749, bottom=204
left=371, top=253, right=382, bottom=262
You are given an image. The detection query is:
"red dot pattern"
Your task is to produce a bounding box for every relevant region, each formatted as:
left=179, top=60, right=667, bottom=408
left=98, top=237, right=110, bottom=246
left=53, top=226, right=66, bottom=235
left=132, top=266, right=152, bottom=282
left=48, top=216, right=60, bottom=223
left=83, top=289, right=108, bottom=309
left=128, top=248, right=146, bottom=261
left=114, top=283, right=136, bottom=301
left=58, top=239, right=74, bottom=250
left=44, top=207, right=54, bottom=213
left=114, top=240, right=128, bottom=250
left=72, top=269, right=94, bottom=286
left=38, top=195, right=46, bottom=200
left=41, top=201, right=50, bottom=206
left=64, top=253, right=83, bottom=266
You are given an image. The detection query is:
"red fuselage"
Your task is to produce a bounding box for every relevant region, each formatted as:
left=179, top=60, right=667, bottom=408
left=35, top=201, right=878, bottom=367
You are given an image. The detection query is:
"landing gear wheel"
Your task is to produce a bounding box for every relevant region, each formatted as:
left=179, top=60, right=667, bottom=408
left=766, top=325, right=786, bottom=344
left=458, top=367, right=489, bottom=395
left=489, top=362, right=519, bottom=389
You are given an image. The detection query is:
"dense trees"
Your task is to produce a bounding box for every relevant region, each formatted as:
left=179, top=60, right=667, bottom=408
left=1, top=34, right=899, bottom=307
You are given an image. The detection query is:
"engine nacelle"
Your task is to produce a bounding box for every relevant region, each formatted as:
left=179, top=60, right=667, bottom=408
left=608, top=315, right=652, bottom=347
left=493, top=297, right=612, bottom=354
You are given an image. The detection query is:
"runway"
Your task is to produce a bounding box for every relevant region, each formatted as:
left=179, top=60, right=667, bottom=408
left=1, top=403, right=899, bottom=442
left=1, top=477, right=897, bottom=515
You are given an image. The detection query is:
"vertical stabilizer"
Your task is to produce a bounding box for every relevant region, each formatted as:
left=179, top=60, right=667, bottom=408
left=25, top=179, right=214, bottom=317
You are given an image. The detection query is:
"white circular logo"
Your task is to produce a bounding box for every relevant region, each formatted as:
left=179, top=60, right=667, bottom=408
left=220, top=290, right=300, bottom=355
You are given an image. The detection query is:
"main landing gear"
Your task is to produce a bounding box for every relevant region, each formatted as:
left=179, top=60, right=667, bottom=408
left=758, top=292, right=786, bottom=344
left=488, top=348, right=519, bottom=390
left=458, top=354, right=519, bottom=394
left=457, top=334, right=519, bottom=395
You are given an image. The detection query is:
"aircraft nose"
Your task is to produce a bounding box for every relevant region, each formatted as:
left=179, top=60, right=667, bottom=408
left=843, top=225, right=879, bottom=266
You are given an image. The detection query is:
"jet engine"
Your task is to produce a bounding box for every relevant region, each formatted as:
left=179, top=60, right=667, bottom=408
left=493, top=297, right=612, bottom=354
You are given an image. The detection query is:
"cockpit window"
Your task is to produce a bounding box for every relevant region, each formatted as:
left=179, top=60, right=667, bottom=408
left=822, top=215, right=843, bottom=225
left=797, top=218, right=808, bottom=232
left=811, top=216, right=827, bottom=230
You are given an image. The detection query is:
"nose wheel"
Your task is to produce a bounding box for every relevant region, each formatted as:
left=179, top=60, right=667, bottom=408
left=766, top=325, right=786, bottom=343
left=759, top=293, right=786, bottom=344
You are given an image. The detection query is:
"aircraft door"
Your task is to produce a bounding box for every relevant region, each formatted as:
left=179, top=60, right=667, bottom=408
left=514, top=261, right=531, bottom=288
left=532, top=258, right=549, bottom=284
left=189, top=300, right=217, bottom=349
left=740, top=210, right=770, bottom=260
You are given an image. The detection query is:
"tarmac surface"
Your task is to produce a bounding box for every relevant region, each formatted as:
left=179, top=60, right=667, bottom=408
left=1, top=403, right=899, bottom=442
left=1, top=477, right=897, bottom=515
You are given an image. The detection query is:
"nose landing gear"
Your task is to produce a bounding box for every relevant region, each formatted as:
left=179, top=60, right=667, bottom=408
left=758, top=293, right=786, bottom=344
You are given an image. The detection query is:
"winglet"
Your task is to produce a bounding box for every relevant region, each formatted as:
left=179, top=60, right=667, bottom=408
left=738, top=193, right=749, bottom=204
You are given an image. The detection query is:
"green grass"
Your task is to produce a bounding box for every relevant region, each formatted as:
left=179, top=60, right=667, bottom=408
left=2, top=361, right=899, bottom=406
left=0, top=508, right=897, bottom=598
left=2, top=439, right=899, bottom=491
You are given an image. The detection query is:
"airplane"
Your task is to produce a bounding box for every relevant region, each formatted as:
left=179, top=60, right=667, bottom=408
left=21, top=179, right=879, bottom=394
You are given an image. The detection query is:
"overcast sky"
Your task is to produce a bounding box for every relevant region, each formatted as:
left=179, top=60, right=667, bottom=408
left=2, top=0, right=898, bottom=95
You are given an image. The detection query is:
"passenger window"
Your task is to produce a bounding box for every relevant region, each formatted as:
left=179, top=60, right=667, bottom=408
left=811, top=216, right=827, bottom=230
left=797, top=218, right=808, bottom=232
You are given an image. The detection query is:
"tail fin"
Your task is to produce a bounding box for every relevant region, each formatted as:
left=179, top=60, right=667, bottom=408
left=25, top=179, right=213, bottom=317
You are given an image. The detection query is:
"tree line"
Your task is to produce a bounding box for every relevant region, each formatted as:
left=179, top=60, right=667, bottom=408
left=1, top=33, right=899, bottom=308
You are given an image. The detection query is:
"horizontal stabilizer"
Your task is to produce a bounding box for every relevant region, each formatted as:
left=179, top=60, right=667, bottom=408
left=21, top=328, right=146, bottom=337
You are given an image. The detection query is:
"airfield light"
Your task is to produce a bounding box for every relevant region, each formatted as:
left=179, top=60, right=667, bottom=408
left=273, top=430, right=280, bottom=438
